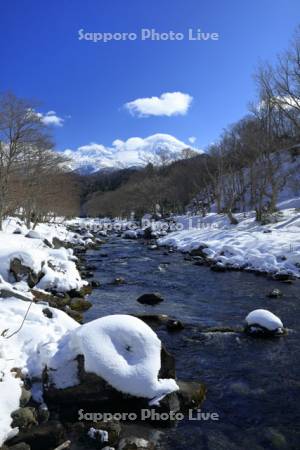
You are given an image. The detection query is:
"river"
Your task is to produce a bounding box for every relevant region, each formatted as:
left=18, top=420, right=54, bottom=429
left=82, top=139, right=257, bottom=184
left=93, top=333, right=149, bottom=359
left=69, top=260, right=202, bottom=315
left=83, top=236, right=300, bottom=450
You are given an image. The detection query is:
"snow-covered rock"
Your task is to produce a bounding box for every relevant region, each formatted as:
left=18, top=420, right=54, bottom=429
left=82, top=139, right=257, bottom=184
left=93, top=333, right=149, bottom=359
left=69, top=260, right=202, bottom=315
left=122, top=230, right=137, bottom=239
left=25, top=230, right=43, bottom=240
left=49, top=315, right=179, bottom=403
left=0, top=227, right=86, bottom=293
left=245, top=309, right=284, bottom=332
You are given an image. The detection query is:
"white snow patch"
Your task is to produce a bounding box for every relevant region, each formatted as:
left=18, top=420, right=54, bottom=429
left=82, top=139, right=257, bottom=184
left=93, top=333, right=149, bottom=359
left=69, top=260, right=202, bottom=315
left=245, top=309, right=283, bottom=331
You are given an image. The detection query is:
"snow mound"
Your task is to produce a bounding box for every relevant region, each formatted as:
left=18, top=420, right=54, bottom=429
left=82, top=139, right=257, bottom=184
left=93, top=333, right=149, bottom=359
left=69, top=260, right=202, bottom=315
left=245, top=309, right=283, bottom=331
left=122, top=230, right=137, bottom=239
left=0, top=298, right=79, bottom=445
left=51, top=315, right=179, bottom=402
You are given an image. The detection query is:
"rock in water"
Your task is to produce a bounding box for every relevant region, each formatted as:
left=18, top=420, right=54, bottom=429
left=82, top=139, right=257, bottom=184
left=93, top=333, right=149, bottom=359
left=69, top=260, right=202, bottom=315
left=166, top=319, right=184, bottom=332
left=245, top=309, right=284, bottom=336
left=267, top=288, right=283, bottom=298
left=137, top=293, right=164, bottom=305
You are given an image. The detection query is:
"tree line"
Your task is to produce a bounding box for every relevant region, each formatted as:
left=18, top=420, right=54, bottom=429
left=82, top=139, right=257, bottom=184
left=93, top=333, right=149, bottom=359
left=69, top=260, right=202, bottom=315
left=0, top=92, right=80, bottom=229
left=84, top=27, right=300, bottom=222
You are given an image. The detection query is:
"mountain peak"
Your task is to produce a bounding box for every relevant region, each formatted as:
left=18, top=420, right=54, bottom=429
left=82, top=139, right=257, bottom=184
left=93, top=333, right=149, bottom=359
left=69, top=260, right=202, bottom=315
left=61, top=133, right=202, bottom=174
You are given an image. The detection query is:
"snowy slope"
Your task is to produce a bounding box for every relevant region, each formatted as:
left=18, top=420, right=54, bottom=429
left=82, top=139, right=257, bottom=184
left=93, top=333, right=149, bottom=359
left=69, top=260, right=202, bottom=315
left=158, top=207, right=300, bottom=277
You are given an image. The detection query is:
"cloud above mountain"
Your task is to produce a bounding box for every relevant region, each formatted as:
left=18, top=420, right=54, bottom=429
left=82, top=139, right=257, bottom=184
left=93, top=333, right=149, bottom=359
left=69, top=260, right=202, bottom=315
left=62, top=133, right=201, bottom=173
left=125, top=92, right=193, bottom=117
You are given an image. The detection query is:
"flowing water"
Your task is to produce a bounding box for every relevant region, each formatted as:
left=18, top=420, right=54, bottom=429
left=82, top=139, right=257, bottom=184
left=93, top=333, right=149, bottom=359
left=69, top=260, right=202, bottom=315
left=83, top=236, right=300, bottom=450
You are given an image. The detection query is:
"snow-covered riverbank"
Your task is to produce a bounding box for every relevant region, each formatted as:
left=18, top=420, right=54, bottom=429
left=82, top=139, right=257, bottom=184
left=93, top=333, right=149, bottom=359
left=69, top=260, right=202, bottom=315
left=0, top=218, right=90, bottom=444
left=0, top=218, right=182, bottom=448
left=158, top=203, right=300, bottom=278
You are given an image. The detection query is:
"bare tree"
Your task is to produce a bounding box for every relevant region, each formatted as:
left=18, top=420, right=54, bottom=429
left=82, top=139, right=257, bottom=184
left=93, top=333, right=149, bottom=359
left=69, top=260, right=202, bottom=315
left=0, top=92, right=52, bottom=228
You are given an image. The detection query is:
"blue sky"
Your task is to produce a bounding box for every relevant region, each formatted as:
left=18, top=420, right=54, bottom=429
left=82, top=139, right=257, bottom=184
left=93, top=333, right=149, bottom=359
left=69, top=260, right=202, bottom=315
left=1, top=0, right=300, bottom=153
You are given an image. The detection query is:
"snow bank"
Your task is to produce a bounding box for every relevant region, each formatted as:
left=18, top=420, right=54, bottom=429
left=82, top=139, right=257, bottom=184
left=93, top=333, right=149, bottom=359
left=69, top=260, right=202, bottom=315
left=50, top=315, right=179, bottom=403
left=0, top=298, right=79, bottom=444
left=245, top=309, right=283, bottom=331
left=0, top=219, right=87, bottom=293
left=158, top=207, right=300, bottom=277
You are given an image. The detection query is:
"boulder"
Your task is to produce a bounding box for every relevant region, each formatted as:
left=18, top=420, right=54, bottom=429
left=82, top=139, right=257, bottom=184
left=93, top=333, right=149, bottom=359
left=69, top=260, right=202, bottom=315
left=118, top=437, right=155, bottom=450
left=136, top=293, right=164, bottom=305
left=52, top=237, right=65, bottom=249
left=244, top=309, right=285, bottom=337
left=42, top=308, right=53, bottom=319
left=267, top=288, right=283, bottom=298
left=90, top=280, right=101, bottom=288
left=65, top=308, right=83, bottom=324
left=2, top=444, right=31, bottom=450
left=13, top=228, right=23, bottom=235
left=176, top=381, right=207, bottom=411
left=11, top=407, right=38, bottom=430
left=6, top=421, right=66, bottom=450
left=68, top=284, right=92, bottom=298
left=133, top=314, right=169, bottom=326
left=20, top=388, right=32, bottom=408
left=113, top=277, right=126, bottom=285
left=44, top=344, right=177, bottom=420
left=10, top=258, right=44, bottom=288
left=273, top=273, right=294, bottom=282
left=210, top=263, right=227, bottom=272
left=25, top=230, right=42, bottom=240
left=166, top=319, right=184, bottom=332
left=143, top=227, right=153, bottom=240
left=189, top=245, right=208, bottom=258
left=88, top=420, right=121, bottom=446
left=70, top=298, right=92, bottom=312
left=42, top=239, right=53, bottom=248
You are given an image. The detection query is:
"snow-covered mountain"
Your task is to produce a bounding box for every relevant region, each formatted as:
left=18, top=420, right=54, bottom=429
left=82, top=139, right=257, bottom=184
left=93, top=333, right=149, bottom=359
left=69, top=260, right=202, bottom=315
left=61, top=133, right=201, bottom=174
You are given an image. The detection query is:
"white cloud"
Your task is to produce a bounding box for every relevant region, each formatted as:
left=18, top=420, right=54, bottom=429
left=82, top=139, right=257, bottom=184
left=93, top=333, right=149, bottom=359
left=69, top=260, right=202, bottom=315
left=188, top=136, right=197, bottom=144
left=61, top=133, right=202, bottom=172
left=37, top=111, right=64, bottom=127
left=125, top=92, right=193, bottom=117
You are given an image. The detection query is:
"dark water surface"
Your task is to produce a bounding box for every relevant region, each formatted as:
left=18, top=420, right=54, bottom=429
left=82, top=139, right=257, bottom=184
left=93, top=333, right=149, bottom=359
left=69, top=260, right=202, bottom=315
left=84, top=236, right=300, bottom=450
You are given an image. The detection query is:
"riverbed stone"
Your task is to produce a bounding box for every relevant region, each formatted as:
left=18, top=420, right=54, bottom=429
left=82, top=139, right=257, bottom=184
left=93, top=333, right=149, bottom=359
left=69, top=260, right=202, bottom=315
left=133, top=314, right=169, bottom=326
left=267, top=288, right=283, bottom=298
left=210, top=263, right=227, bottom=272
left=70, top=297, right=92, bottom=312
left=42, top=308, right=53, bottom=319
left=65, top=308, right=83, bottom=323
left=6, top=421, right=66, bottom=450
left=113, top=277, right=126, bottom=285
left=273, top=273, right=294, bottom=282
left=11, top=407, right=38, bottom=430
left=244, top=324, right=286, bottom=338
left=91, top=420, right=121, bottom=446
left=20, top=388, right=32, bottom=407
left=10, top=258, right=44, bottom=288
left=166, top=319, right=184, bottom=332
left=176, top=381, right=207, bottom=411
left=68, top=283, right=92, bottom=298
left=136, top=293, right=164, bottom=305
left=189, top=245, right=208, bottom=258
left=118, top=437, right=155, bottom=450
left=90, top=279, right=101, bottom=288
left=1, top=443, right=31, bottom=450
